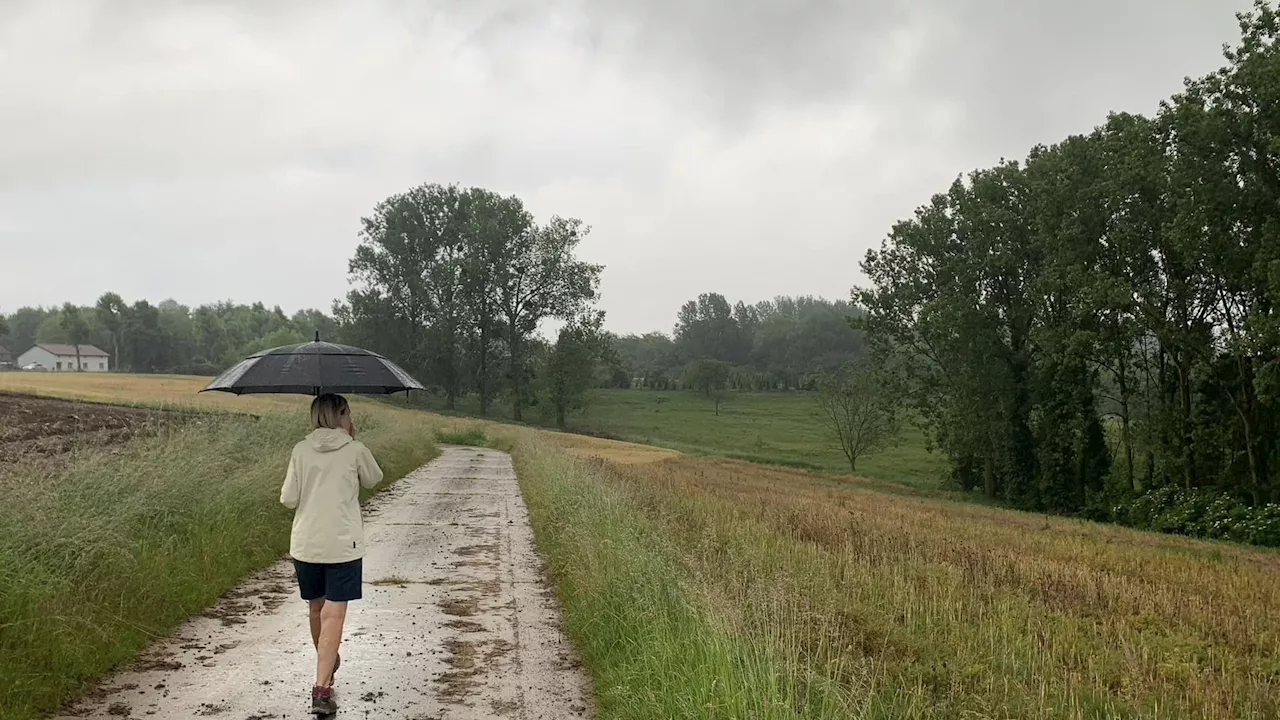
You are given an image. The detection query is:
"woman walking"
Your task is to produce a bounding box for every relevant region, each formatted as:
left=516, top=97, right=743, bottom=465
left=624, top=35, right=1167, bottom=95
left=280, top=393, right=384, bottom=715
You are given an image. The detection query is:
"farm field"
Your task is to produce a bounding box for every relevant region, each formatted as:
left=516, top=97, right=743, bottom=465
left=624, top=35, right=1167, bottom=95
left=3, top=373, right=1279, bottom=718
left=0, top=391, right=187, bottom=469
left=425, top=388, right=951, bottom=490
left=523, top=441, right=1280, bottom=719
left=0, top=371, right=305, bottom=414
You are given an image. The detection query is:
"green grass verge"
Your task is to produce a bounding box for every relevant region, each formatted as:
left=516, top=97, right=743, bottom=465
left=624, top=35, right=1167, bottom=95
left=435, top=426, right=488, bottom=447
left=513, top=438, right=854, bottom=719
left=0, top=409, right=438, bottom=720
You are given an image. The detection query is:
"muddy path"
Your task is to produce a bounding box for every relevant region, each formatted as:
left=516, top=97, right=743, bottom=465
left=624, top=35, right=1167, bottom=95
left=55, top=446, right=593, bottom=719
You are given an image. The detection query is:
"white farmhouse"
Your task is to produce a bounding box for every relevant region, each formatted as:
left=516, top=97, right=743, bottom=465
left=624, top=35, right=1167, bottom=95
left=17, top=344, right=111, bottom=372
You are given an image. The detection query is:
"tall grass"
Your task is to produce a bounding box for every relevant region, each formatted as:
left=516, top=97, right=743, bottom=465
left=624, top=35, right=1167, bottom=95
left=0, top=407, right=438, bottom=720
left=518, top=442, right=1280, bottom=719
left=515, top=437, right=855, bottom=719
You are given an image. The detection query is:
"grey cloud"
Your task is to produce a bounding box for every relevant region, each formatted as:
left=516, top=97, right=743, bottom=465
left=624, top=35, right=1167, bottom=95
left=475, top=0, right=1251, bottom=152
left=899, top=0, right=1251, bottom=163
left=456, top=0, right=913, bottom=124
left=0, top=0, right=1262, bottom=335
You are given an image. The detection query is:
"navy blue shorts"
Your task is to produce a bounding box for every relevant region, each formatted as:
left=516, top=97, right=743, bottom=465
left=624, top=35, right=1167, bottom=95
left=293, top=558, right=363, bottom=602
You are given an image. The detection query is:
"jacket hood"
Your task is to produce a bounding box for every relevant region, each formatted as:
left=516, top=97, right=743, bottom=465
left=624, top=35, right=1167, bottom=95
left=307, top=427, right=354, bottom=452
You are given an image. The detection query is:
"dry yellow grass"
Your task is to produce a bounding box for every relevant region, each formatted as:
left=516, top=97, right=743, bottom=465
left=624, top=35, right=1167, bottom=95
left=547, top=430, right=680, bottom=464
left=582, top=454, right=1280, bottom=718
left=0, top=372, right=301, bottom=414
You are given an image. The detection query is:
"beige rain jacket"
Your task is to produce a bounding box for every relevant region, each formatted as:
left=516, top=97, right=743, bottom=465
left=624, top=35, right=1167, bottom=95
left=280, top=427, right=383, bottom=564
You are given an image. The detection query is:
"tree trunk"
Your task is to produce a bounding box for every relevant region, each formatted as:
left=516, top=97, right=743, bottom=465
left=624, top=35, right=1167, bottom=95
left=983, top=454, right=997, bottom=499
left=478, top=323, right=489, bottom=416
left=1156, top=344, right=1172, bottom=487
left=75, top=347, right=82, bottom=372
left=509, top=320, right=523, bottom=422
left=1117, top=353, right=1135, bottom=492
left=1175, top=354, right=1196, bottom=489
left=1233, top=379, right=1266, bottom=505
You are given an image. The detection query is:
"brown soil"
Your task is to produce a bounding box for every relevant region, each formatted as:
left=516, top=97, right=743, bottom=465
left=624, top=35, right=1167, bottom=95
left=0, top=392, right=192, bottom=468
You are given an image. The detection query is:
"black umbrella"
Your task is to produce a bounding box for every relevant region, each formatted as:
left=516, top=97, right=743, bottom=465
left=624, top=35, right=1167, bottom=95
left=201, top=333, right=426, bottom=396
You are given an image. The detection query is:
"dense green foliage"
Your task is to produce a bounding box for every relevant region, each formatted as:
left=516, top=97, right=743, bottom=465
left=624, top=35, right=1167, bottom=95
left=614, top=294, right=865, bottom=390
left=542, top=312, right=614, bottom=428
left=336, top=183, right=603, bottom=421
left=857, top=3, right=1280, bottom=527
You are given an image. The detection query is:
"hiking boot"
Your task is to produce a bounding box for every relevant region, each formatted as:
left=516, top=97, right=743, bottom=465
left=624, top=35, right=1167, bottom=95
left=311, top=685, right=337, bottom=716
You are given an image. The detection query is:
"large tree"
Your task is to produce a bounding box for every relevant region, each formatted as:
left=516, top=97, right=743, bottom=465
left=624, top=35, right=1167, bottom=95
left=674, top=292, right=752, bottom=364
left=95, top=292, right=128, bottom=371
left=462, top=188, right=532, bottom=415
left=346, top=183, right=472, bottom=406
left=494, top=215, right=602, bottom=421
left=59, top=303, right=90, bottom=371
left=543, top=311, right=611, bottom=428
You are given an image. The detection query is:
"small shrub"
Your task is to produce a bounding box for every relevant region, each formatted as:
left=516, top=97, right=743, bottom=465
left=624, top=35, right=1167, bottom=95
left=1112, top=486, right=1280, bottom=547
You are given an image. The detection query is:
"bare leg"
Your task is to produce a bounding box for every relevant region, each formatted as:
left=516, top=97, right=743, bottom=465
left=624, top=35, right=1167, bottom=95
left=308, top=600, right=324, bottom=650
left=315, top=601, right=348, bottom=688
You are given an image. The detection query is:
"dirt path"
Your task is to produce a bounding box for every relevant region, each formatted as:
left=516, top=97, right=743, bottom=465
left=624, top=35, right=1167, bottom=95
left=56, top=446, right=593, bottom=719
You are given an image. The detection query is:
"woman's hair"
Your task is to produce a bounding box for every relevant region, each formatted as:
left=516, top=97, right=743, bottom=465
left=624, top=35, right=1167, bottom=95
left=310, top=393, right=350, bottom=430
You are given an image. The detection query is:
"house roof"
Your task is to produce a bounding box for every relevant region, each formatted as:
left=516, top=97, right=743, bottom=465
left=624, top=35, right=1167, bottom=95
left=32, top=343, right=110, bottom=358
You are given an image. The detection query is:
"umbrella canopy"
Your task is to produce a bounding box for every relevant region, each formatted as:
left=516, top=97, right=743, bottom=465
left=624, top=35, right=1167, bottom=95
left=201, top=334, right=426, bottom=396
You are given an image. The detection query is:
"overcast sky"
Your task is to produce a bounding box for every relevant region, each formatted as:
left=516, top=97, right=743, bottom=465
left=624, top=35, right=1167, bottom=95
left=0, top=0, right=1252, bottom=335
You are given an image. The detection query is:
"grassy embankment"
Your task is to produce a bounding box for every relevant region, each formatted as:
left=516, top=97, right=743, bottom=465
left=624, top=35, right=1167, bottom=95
left=12, top=374, right=1280, bottom=718
left=422, top=388, right=947, bottom=489
left=0, top=373, right=441, bottom=720
left=518, top=437, right=1280, bottom=719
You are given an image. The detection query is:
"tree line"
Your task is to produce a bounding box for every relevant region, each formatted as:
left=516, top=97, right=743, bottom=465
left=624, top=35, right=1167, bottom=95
left=612, top=293, right=865, bottom=391
left=856, top=2, right=1280, bottom=542
left=0, top=297, right=336, bottom=374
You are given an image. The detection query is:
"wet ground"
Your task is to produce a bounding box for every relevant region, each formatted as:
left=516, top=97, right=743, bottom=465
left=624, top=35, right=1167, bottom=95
left=54, top=446, right=594, bottom=719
